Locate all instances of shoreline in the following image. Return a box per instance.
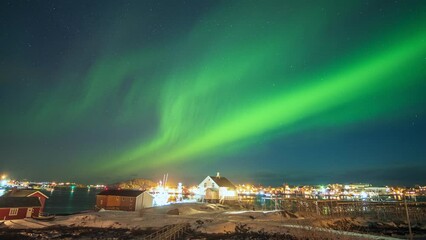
[1,203,425,239]
[54,210,97,216]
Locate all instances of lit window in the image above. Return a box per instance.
[9,208,18,216]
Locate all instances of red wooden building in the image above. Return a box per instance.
[0,197,41,220]
[96,189,154,211]
[3,189,49,212]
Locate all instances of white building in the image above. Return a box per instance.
[198,172,237,202]
[365,186,390,195]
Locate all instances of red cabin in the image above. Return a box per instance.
[0,197,41,220]
[3,189,49,212]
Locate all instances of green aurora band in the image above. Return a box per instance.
[101,5,425,173]
[106,27,425,173]
[3,2,424,178]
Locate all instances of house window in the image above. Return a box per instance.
[204,183,207,187]
[9,208,19,216]
[211,183,214,188]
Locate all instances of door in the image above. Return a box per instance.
[26,208,33,218]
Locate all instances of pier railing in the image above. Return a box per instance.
[241,196,426,224]
[142,223,190,240]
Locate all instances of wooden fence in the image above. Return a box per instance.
[278,198,426,224]
[142,223,190,240]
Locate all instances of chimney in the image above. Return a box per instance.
[216,172,220,178]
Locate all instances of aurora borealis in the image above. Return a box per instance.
[1,0,425,185]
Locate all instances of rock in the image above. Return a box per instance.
[167,208,180,215]
[284,211,298,218]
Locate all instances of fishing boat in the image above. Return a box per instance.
[32,213,56,221]
[43,186,54,192]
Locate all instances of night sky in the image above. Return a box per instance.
[1,0,425,186]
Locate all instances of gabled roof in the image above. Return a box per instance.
[97,189,145,197]
[3,189,49,199]
[209,176,236,189]
[0,197,41,208]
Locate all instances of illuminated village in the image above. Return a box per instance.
[1,172,425,207]
[1,172,426,239]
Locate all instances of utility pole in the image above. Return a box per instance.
[404,194,413,240]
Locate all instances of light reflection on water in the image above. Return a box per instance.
[43,187,102,214]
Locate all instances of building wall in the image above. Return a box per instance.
[0,207,40,220]
[29,193,47,212]
[141,192,154,208]
[106,195,121,209]
[96,195,138,211]
[205,188,219,200]
[96,195,107,209]
[134,193,153,210]
[32,207,41,217]
[96,193,153,211]
[198,176,219,197]
[135,194,143,211]
[120,196,135,211]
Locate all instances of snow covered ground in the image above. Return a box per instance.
[1,203,422,239]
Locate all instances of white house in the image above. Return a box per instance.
[198,172,237,202]
[364,186,390,195]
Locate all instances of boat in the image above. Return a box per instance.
[32,213,56,221]
[43,187,54,192]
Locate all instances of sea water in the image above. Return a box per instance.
[42,188,102,214]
